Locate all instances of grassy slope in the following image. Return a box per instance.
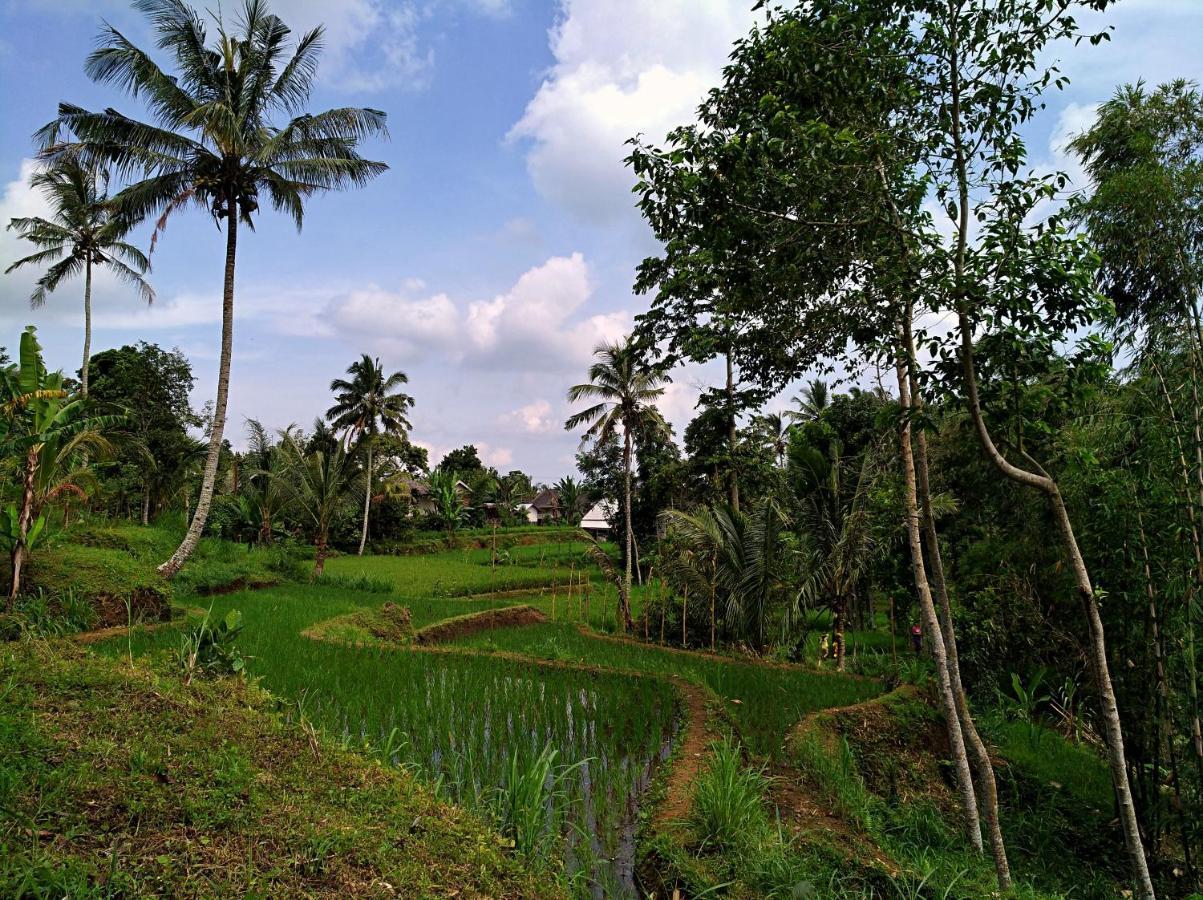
[0,641,552,899]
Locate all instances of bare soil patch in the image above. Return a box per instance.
[414,605,548,644]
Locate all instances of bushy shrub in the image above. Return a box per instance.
[177,608,247,682]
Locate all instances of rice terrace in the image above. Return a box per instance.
[1,0,1201,898]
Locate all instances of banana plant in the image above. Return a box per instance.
[1,326,122,603]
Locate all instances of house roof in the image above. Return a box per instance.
[530,488,560,510]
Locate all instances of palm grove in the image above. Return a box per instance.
[2,0,1202,897]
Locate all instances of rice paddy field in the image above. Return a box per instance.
[92,531,884,895]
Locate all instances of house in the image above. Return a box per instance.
[528,488,562,524]
[580,500,615,536]
[398,477,471,516]
[517,502,538,524]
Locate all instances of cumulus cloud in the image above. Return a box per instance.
[499,399,558,434]
[270,0,433,92]
[328,252,630,369]
[508,0,757,223]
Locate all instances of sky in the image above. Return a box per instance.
[0,0,1200,483]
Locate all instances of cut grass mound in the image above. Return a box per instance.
[0,641,553,899]
[25,543,172,628]
[414,605,547,644]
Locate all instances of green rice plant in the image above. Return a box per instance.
[689,739,770,853]
[310,571,393,594]
[492,744,586,860]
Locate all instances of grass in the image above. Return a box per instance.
[0,640,552,898]
[452,622,882,757]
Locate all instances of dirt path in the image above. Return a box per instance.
[653,678,722,826]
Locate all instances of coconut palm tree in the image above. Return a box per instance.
[273,430,359,576]
[38,0,389,579]
[243,417,287,544]
[566,337,669,631]
[785,378,830,424]
[751,411,790,467]
[327,355,413,555]
[429,468,467,545]
[5,159,153,397]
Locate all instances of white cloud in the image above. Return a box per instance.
[508,0,758,223]
[268,0,433,92]
[499,399,557,434]
[327,252,630,370]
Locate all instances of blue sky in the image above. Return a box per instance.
[1,0,1200,483]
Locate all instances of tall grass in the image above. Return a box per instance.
[690,739,769,852]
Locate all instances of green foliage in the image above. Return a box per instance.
[689,739,770,853]
[491,745,584,861]
[176,607,246,681]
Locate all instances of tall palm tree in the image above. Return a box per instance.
[785,378,830,424]
[751,411,790,467]
[38,0,389,578]
[273,430,359,576]
[566,338,669,631]
[327,355,413,555]
[243,417,287,544]
[5,159,153,397]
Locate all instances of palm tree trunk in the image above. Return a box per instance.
[141,480,150,526]
[896,346,983,853]
[906,320,1010,886]
[81,256,92,398]
[621,424,634,632]
[833,595,846,672]
[358,441,372,556]
[158,199,237,579]
[314,531,328,577]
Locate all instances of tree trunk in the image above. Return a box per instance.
[358,441,373,556]
[906,320,1010,887]
[314,532,328,577]
[8,447,39,603]
[944,17,1150,887]
[727,351,740,513]
[158,199,237,579]
[832,595,846,672]
[81,256,92,398]
[896,348,983,853]
[620,424,634,632]
[141,480,150,527]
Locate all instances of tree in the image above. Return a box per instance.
[555,476,584,526]
[5,159,153,397]
[0,327,120,601]
[661,499,792,654]
[429,468,467,544]
[242,418,286,544]
[88,342,198,522]
[566,338,670,632]
[273,430,359,576]
[1071,80,1203,778]
[39,0,388,579]
[785,379,830,425]
[327,355,413,555]
[438,445,484,476]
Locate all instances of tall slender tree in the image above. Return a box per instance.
[327,355,413,555]
[38,0,388,578]
[566,338,669,631]
[5,159,153,397]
